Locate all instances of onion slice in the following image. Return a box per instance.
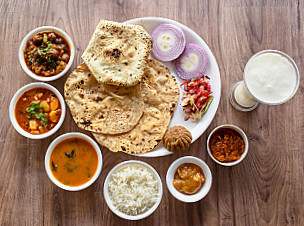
[151,23,186,62]
[173,43,209,80]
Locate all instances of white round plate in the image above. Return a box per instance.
[125,17,221,157]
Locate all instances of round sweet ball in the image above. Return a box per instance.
[163,126,192,152]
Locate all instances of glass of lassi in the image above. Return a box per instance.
[230,50,300,111]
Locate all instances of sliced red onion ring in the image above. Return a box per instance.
[173,43,209,80]
[151,23,186,62]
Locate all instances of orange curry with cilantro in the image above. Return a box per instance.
[15,88,61,134]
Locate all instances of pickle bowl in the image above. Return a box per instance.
[207,124,249,167]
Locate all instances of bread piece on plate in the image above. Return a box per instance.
[82,20,152,87]
[64,63,144,134]
[93,59,179,154]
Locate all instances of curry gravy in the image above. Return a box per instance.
[50,137,98,186]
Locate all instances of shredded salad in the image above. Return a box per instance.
[181,75,213,121]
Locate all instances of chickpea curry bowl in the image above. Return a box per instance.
[9,82,66,139]
[19,26,75,82]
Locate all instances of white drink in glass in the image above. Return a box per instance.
[230,50,300,111]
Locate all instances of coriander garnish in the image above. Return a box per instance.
[26,102,49,123]
[37,44,52,55]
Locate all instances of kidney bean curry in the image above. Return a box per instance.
[15,88,61,134]
[24,32,70,77]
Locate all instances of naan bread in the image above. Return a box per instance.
[93,59,179,154]
[82,20,153,87]
[64,63,144,134]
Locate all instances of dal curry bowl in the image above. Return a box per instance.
[45,132,102,191]
[19,26,75,82]
[9,82,66,139]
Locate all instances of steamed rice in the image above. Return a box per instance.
[108,164,159,216]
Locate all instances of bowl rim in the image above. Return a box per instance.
[9,82,66,139]
[103,160,163,220]
[207,124,249,166]
[44,132,103,191]
[166,156,212,203]
[19,26,75,82]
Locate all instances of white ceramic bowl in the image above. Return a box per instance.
[45,132,103,191]
[166,156,212,202]
[104,160,163,220]
[19,26,75,81]
[9,82,66,139]
[207,124,249,166]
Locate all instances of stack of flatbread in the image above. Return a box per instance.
[64,20,179,154]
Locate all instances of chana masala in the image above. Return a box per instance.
[24,31,70,77]
[15,88,61,134]
[209,128,245,163]
[50,137,98,186]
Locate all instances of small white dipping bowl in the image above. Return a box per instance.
[45,132,102,191]
[9,82,66,139]
[19,26,75,82]
[104,160,163,220]
[207,124,249,166]
[166,156,212,203]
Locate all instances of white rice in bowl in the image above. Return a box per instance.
[108,164,159,216]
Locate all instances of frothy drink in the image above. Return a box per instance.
[244,52,298,104]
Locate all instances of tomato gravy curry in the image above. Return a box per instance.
[15,88,61,134]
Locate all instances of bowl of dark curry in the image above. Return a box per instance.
[9,82,66,139]
[207,124,249,166]
[19,26,75,81]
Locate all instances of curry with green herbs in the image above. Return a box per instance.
[24,31,70,76]
[50,137,98,186]
[15,88,61,134]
